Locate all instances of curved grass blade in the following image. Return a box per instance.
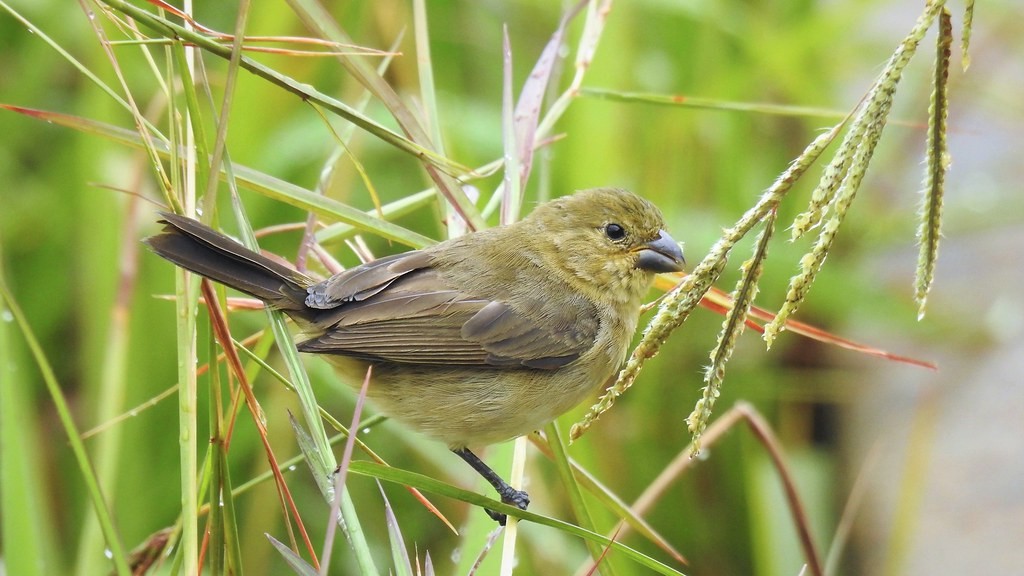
[96,0,468,178]
[347,461,688,576]
[268,533,320,576]
[290,416,377,575]
[546,423,618,575]
[0,277,132,575]
[380,481,415,576]
[527,434,687,565]
[535,0,611,143]
[0,268,58,575]
[201,281,323,569]
[0,0,165,142]
[581,88,848,119]
[282,0,484,231]
[315,189,438,246]
[0,105,436,249]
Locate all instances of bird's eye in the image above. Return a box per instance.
[604,223,626,240]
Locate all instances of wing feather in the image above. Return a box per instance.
[297,251,598,369]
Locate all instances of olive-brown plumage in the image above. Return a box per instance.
[146,188,683,523]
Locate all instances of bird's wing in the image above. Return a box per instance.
[297,253,597,369]
[305,251,431,308]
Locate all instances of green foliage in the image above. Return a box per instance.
[0,1,1009,575]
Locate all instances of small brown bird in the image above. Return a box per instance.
[146,188,683,523]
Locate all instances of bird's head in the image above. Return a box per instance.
[524,188,684,305]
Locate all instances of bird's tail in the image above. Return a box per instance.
[144,212,314,320]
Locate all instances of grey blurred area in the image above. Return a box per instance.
[850,227,1024,575]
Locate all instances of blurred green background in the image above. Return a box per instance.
[2,1,1022,575]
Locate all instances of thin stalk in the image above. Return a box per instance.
[97,0,467,177]
[545,423,616,575]
[0,277,132,576]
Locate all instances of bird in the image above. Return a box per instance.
[145,187,684,524]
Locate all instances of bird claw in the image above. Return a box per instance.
[500,486,531,510]
[485,508,508,525]
[486,485,530,525]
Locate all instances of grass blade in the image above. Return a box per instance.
[0,266,57,575]
[581,87,849,119]
[546,423,617,575]
[500,26,520,226]
[282,0,485,231]
[528,434,688,566]
[348,461,687,576]
[0,274,132,575]
[97,0,468,177]
[0,105,437,249]
[0,0,166,140]
[73,201,141,575]
[268,533,320,576]
[381,481,415,576]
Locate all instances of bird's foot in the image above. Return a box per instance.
[452,447,530,525]
[485,485,530,526]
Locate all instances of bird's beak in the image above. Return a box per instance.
[636,230,685,273]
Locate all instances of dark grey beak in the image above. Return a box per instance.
[637,230,685,273]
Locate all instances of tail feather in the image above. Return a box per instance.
[145,212,314,319]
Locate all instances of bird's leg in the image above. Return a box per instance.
[452,447,530,525]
